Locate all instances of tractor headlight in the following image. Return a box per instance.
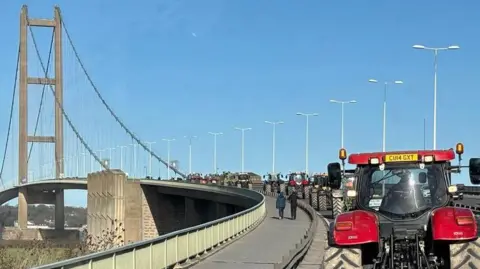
[347,190,357,197]
[370,158,379,164]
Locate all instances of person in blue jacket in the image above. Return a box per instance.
[276,191,286,219]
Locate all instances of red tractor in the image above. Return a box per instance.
[186,173,206,184]
[323,143,480,269]
[286,172,311,199]
[204,174,220,185]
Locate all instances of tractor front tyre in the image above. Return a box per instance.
[318,194,328,211]
[449,238,480,269]
[323,244,362,269]
[332,197,344,219]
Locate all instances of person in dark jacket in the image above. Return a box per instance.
[276,191,286,219]
[287,190,298,220]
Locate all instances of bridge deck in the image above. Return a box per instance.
[189,196,310,269]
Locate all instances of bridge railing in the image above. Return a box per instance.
[32,185,266,269]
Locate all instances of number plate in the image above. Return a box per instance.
[384,153,418,162]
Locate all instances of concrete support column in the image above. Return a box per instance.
[18,187,28,229]
[185,197,200,228]
[87,170,143,246]
[54,189,65,230]
[216,202,228,219]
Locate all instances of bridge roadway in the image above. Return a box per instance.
[187,196,311,269]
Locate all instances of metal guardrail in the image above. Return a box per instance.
[32,185,267,269]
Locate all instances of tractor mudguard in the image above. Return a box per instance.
[431,206,478,241]
[331,189,343,198]
[333,210,379,246]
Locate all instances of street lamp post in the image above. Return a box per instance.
[144,141,156,176]
[129,143,137,177]
[412,44,460,150]
[208,132,223,174]
[184,136,197,175]
[118,145,128,171]
[296,113,319,174]
[234,127,252,173]
[329,100,357,148]
[368,79,404,152]
[162,138,175,180]
[265,121,284,174]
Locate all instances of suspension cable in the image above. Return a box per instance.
[59,13,186,178]
[0,43,20,189]
[27,29,54,163]
[27,20,109,171]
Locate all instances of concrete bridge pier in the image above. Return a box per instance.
[17,187,28,229]
[54,189,64,230]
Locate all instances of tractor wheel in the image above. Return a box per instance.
[287,186,294,195]
[318,194,328,211]
[332,197,344,219]
[311,190,319,210]
[449,238,480,269]
[279,183,286,193]
[304,186,311,201]
[323,244,362,269]
[326,194,332,209]
[265,184,272,193]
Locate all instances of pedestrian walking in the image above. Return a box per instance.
[287,190,298,220]
[276,191,286,219]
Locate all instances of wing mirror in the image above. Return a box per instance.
[469,158,480,184]
[419,172,427,184]
[327,162,342,189]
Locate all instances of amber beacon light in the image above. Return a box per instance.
[339,148,347,160]
[455,142,464,155]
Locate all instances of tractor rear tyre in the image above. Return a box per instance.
[304,186,311,201]
[318,194,328,211]
[265,184,272,193]
[323,243,362,269]
[332,197,344,219]
[310,190,318,210]
[449,238,480,269]
[287,186,294,195]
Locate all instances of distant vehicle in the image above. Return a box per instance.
[186,173,204,184]
[263,173,285,193]
[286,172,310,199]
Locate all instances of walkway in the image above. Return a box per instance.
[189,196,310,269]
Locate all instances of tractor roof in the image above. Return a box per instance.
[348,149,455,165]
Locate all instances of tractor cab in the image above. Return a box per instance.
[263,173,283,182]
[323,143,480,269]
[311,173,328,188]
[237,173,250,182]
[288,172,309,186]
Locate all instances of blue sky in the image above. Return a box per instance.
[0,0,479,207]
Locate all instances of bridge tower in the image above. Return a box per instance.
[18,6,65,229]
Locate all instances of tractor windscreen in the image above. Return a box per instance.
[358,163,448,219]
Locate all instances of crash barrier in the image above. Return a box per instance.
[32,185,266,269]
[260,191,318,269]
